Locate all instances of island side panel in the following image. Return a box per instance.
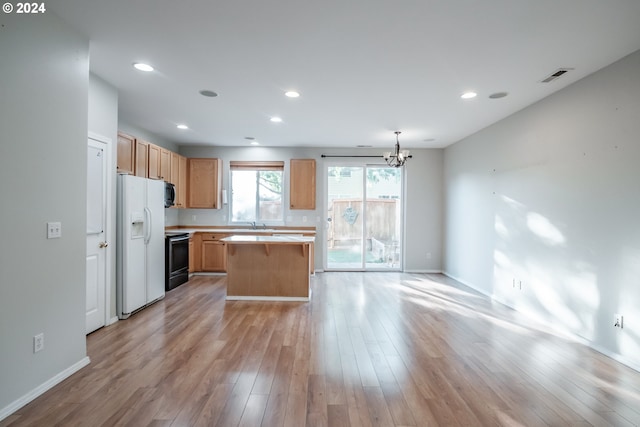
[226,243,310,298]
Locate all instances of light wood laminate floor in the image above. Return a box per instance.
[3,272,640,426]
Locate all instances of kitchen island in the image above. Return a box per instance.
[221,235,314,301]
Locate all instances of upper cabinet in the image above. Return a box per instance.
[116,132,135,174]
[188,158,222,209]
[147,144,171,181]
[148,143,160,179]
[170,152,188,208]
[159,147,171,181]
[290,159,316,210]
[118,130,193,208]
[177,155,187,208]
[134,139,149,178]
[123,135,171,182]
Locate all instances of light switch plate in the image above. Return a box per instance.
[47,222,62,239]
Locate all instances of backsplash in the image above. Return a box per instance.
[164,208,180,227]
[176,208,322,228]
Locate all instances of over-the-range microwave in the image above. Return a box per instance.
[164,182,175,208]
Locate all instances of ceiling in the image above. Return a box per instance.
[50,0,640,149]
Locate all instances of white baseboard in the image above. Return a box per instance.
[0,356,91,422]
[405,269,443,274]
[107,316,119,326]
[226,294,310,302]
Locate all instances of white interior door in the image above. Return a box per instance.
[86,137,108,333]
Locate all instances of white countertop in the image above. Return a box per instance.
[221,235,315,243]
[165,228,315,237]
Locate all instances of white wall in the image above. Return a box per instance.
[88,73,119,321]
[0,11,90,416]
[444,49,640,370]
[179,145,443,272]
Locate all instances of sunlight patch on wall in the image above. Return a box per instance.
[564,264,599,338]
[493,250,511,268]
[526,212,566,246]
[526,265,598,336]
[495,215,509,239]
[493,249,516,305]
[500,195,526,211]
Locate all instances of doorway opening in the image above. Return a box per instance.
[325,164,403,271]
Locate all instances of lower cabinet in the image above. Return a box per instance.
[199,233,229,272]
[190,231,314,273]
[188,237,194,273]
[202,241,227,272]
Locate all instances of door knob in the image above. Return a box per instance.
[99,242,108,248]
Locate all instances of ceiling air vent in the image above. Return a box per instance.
[541,68,574,83]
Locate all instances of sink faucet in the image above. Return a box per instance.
[249,221,257,229]
[262,223,267,229]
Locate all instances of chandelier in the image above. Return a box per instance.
[383,131,410,167]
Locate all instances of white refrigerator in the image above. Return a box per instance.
[116,174,165,319]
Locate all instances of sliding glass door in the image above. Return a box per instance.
[326,164,403,271]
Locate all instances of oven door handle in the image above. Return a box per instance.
[169,234,190,243]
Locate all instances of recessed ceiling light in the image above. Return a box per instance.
[176,124,188,130]
[423,138,436,142]
[285,91,300,98]
[270,117,282,123]
[133,63,154,72]
[199,90,218,97]
[250,141,260,146]
[356,145,372,148]
[461,91,477,99]
[489,92,509,99]
[244,137,255,140]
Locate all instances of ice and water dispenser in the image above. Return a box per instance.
[130,212,144,239]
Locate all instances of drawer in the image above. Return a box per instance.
[199,232,229,241]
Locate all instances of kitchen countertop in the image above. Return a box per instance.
[221,235,315,243]
[165,228,315,237]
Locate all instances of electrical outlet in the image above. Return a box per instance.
[34,333,44,353]
[519,280,522,290]
[614,314,624,329]
[47,222,62,239]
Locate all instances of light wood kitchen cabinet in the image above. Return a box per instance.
[200,233,228,272]
[191,233,202,272]
[177,155,187,208]
[188,158,222,209]
[170,151,179,185]
[148,143,160,179]
[136,140,171,182]
[290,159,316,210]
[117,132,135,174]
[146,143,171,181]
[122,130,177,182]
[169,152,188,208]
[159,148,171,181]
[188,237,195,273]
[135,139,149,177]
